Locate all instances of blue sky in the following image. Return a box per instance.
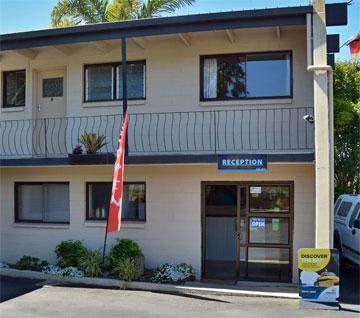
[0,0,359,61]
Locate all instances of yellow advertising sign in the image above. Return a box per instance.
[298,248,331,272]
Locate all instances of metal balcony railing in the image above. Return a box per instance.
[0,107,314,159]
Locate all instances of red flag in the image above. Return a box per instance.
[107,112,129,233]
[349,39,360,63]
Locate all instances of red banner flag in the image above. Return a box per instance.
[107,112,129,233]
[350,39,360,63]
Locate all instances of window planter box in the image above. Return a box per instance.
[68,153,115,165]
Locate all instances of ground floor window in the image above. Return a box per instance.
[86,182,146,221]
[15,182,70,224]
[203,182,292,282]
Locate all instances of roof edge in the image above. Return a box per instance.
[0,6,312,51]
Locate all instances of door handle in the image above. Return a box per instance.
[37,104,41,112]
[352,229,356,235]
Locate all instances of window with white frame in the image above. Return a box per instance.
[84,61,146,102]
[15,183,70,223]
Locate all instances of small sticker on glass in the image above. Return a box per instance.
[250,186,262,194]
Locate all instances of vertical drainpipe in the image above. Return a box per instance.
[307,1,334,248]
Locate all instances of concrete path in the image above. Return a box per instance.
[0,284,359,318]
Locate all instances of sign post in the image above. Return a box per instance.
[298,248,340,308]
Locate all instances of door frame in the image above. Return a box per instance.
[33,67,67,120]
[201,180,294,282]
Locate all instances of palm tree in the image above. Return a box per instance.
[51,0,195,27]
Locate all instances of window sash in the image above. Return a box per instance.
[16,183,70,224]
[337,201,353,217]
[3,70,26,107]
[249,217,289,244]
[86,182,146,221]
[85,65,114,102]
[249,185,290,214]
[116,63,146,100]
[201,51,292,101]
[349,203,360,228]
[84,61,146,102]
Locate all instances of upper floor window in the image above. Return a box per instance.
[84,61,145,102]
[2,70,26,107]
[200,51,292,101]
[15,182,70,224]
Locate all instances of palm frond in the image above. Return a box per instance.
[51,0,81,27]
[139,0,195,18]
[51,18,79,28]
[107,0,141,21]
[51,0,195,27]
[51,0,110,27]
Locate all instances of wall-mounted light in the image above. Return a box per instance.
[303,114,314,124]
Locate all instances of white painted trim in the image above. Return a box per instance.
[82,99,145,108]
[1,106,26,113]
[200,99,293,107]
[84,221,145,229]
[12,223,69,230]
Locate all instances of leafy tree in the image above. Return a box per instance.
[333,61,360,198]
[51,0,195,27]
[217,57,246,98]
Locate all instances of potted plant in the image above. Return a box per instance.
[68,133,114,164]
[72,144,83,155]
[79,132,106,155]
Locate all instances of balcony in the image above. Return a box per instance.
[0,107,314,165]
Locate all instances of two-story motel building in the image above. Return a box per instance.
[0,1,347,283]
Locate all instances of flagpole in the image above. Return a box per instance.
[102,36,128,265]
[102,214,109,264]
[122,36,128,156]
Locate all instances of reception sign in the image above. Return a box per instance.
[298,248,340,304]
[218,155,267,171]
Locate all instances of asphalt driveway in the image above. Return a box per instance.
[0,276,44,303]
[339,259,360,305]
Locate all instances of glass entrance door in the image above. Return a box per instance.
[203,183,292,282]
[204,185,238,280]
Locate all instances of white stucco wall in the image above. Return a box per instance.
[0,163,315,282]
[0,26,313,122]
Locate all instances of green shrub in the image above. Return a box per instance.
[114,257,141,282]
[15,256,48,271]
[109,239,142,268]
[78,249,103,277]
[55,240,86,268]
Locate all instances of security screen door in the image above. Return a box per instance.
[203,183,292,282]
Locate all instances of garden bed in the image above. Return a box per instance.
[0,239,195,286]
[0,267,192,294]
[0,267,300,299]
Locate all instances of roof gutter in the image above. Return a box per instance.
[0,6,312,51]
